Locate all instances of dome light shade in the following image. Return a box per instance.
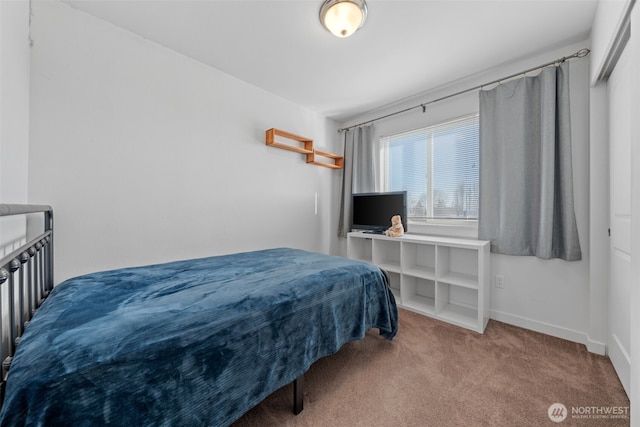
[320,0,368,38]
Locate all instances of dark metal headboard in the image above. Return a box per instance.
[0,204,54,403]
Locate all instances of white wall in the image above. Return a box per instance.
[0,0,31,251]
[339,41,595,350]
[28,1,341,283]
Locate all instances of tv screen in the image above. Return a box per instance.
[352,191,407,233]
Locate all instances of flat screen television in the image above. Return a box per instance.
[352,191,407,234]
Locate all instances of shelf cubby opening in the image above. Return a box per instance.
[402,242,436,280]
[373,239,402,273]
[402,276,436,315]
[347,237,373,263]
[436,283,479,330]
[436,246,479,289]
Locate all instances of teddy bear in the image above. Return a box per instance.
[385,215,404,237]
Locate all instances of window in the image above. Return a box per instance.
[380,114,479,222]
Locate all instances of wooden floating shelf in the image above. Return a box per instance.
[306,150,344,169]
[266,128,313,154]
[265,128,343,169]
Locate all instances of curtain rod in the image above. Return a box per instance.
[338,48,590,133]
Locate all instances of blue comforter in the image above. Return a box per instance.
[0,248,397,426]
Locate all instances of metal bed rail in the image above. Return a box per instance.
[0,204,54,403]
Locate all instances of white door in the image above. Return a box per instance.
[608,43,631,396]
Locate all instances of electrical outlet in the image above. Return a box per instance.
[495,275,505,289]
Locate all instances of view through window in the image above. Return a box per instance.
[380,114,479,221]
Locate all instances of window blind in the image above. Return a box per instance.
[381,114,479,220]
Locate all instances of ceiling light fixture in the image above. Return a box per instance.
[319,0,368,38]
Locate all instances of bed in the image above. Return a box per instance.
[0,204,398,426]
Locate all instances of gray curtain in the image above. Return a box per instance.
[478,62,581,261]
[338,125,374,238]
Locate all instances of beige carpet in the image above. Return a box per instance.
[232,309,629,427]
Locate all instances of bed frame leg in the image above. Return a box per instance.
[293,374,303,415]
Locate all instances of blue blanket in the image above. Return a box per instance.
[0,248,397,426]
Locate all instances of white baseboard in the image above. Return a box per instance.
[608,333,631,395]
[585,336,607,356]
[490,309,606,355]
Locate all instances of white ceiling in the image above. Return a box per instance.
[61,0,598,123]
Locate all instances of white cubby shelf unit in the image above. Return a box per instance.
[347,232,491,333]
